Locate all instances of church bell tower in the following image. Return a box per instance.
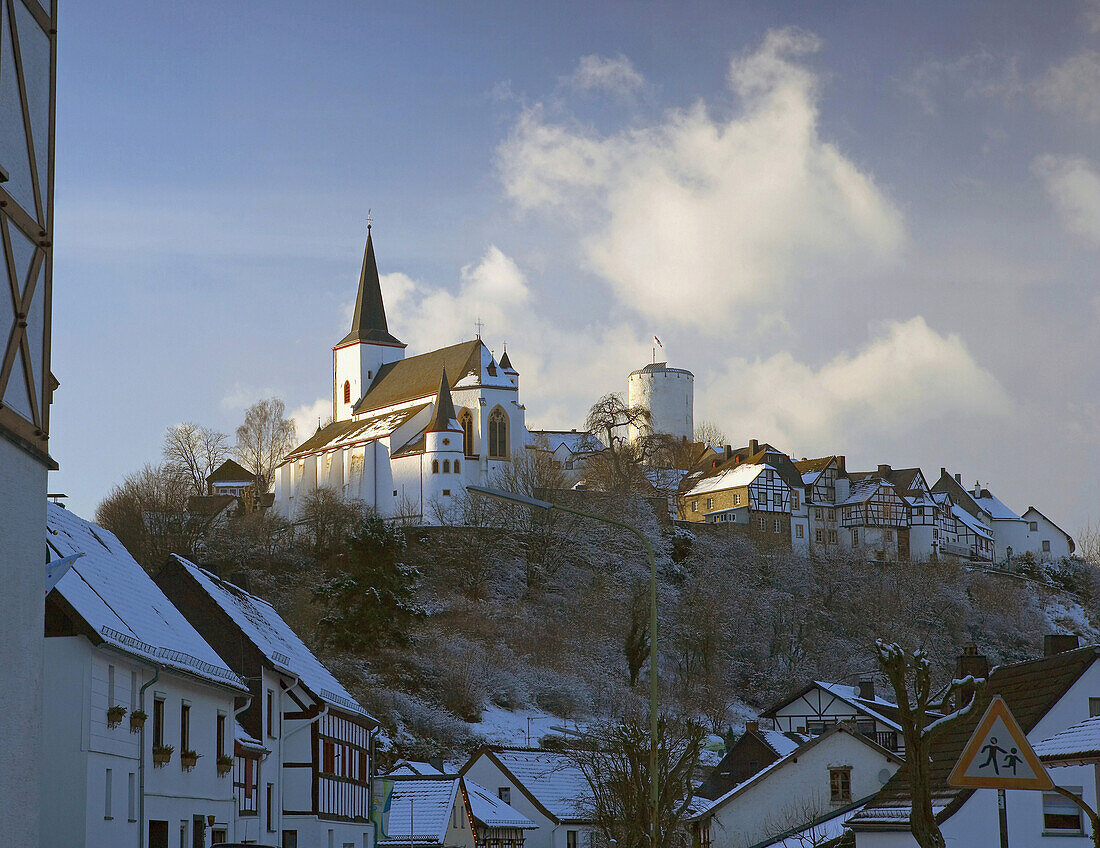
[333,225,407,422]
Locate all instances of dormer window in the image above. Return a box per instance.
[343,381,351,404]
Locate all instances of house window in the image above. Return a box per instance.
[733,493,740,505]
[343,381,351,404]
[108,664,116,707]
[815,529,823,543]
[774,519,781,533]
[759,517,767,530]
[454,460,460,473]
[1044,788,1084,834]
[691,501,698,512]
[829,768,852,803]
[153,698,165,747]
[104,768,113,819]
[459,409,476,457]
[792,491,799,509]
[567,832,578,848]
[829,530,837,543]
[1043,540,1051,553]
[443,489,451,496]
[283,832,298,848]
[852,529,859,546]
[488,408,509,458]
[1089,697,1100,718]
[217,714,226,758]
[131,670,139,710]
[432,459,439,474]
[267,784,275,831]
[773,492,782,507]
[443,459,450,473]
[706,497,713,510]
[180,703,190,753]
[267,689,276,738]
[323,741,335,774]
[565,460,574,470]
[1030,521,1038,532]
[498,788,511,804]
[795,524,804,539]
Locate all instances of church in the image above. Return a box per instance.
[272,229,529,522]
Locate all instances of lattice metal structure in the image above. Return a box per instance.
[1,0,56,468]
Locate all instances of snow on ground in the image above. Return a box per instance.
[1044,598,1099,643]
[471,705,584,747]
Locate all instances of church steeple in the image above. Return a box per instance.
[425,367,460,433]
[338,227,404,347]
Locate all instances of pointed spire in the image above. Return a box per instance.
[338,227,404,347]
[499,342,515,372]
[425,367,460,432]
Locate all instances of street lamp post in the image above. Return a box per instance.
[467,485,660,847]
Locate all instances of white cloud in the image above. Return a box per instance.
[220,383,283,411]
[289,396,332,441]
[1033,154,1100,245]
[567,54,644,96]
[701,316,1009,451]
[498,28,906,328]
[1035,50,1100,123]
[902,49,1023,116]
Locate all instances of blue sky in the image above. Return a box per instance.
[50,1,1100,538]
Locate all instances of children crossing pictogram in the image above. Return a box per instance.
[948,695,1053,790]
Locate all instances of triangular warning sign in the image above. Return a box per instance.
[948,695,1053,790]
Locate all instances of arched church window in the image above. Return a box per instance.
[454,460,460,473]
[343,381,351,404]
[459,408,475,457]
[432,459,439,474]
[442,459,450,473]
[488,408,509,459]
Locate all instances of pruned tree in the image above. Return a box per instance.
[234,398,297,494]
[163,422,229,496]
[566,713,704,848]
[874,640,985,848]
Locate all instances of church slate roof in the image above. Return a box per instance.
[424,368,460,433]
[352,339,487,416]
[499,347,515,372]
[284,404,428,461]
[337,230,405,348]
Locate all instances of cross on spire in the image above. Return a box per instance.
[366,208,372,231]
[475,317,485,339]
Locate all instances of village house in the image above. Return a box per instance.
[461,747,596,848]
[207,458,259,498]
[796,456,849,558]
[696,723,812,801]
[761,680,908,754]
[42,503,249,848]
[156,555,378,848]
[527,429,603,485]
[837,476,910,562]
[850,636,1100,847]
[1023,507,1077,561]
[690,723,902,848]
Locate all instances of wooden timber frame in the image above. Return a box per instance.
[0,0,56,469]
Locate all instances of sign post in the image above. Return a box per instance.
[948,696,1054,848]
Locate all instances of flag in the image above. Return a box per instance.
[654,336,663,347]
[371,778,393,837]
[45,552,84,595]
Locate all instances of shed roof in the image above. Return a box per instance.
[207,459,256,485]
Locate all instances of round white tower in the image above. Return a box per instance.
[627,361,694,444]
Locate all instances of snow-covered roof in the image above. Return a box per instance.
[755,801,868,848]
[235,720,267,753]
[390,760,447,776]
[487,749,592,822]
[376,776,459,845]
[170,555,372,719]
[284,404,428,462]
[683,463,765,497]
[758,729,806,757]
[45,504,247,692]
[839,478,888,506]
[464,779,538,829]
[801,471,820,485]
[974,490,1022,522]
[814,682,902,731]
[1035,716,1100,764]
[952,505,994,541]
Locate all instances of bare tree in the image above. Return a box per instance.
[584,393,656,492]
[297,487,365,556]
[1078,522,1100,566]
[95,463,197,571]
[163,422,229,496]
[566,713,703,848]
[234,398,297,493]
[693,421,727,448]
[875,641,984,848]
[760,793,842,848]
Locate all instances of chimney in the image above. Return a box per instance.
[955,643,989,710]
[1044,634,1080,657]
[954,473,962,483]
[940,466,947,479]
[429,756,445,772]
[796,726,807,735]
[836,456,846,474]
[745,721,759,734]
[724,444,733,459]
[858,678,875,701]
[878,464,891,478]
[748,439,760,455]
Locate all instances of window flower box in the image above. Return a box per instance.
[216,755,233,777]
[129,710,147,733]
[181,749,200,771]
[107,705,127,728]
[152,745,174,767]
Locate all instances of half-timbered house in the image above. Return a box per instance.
[795,456,850,557]
[42,504,248,848]
[838,478,909,560]
[156,555,378,848]
[761,681,908,754]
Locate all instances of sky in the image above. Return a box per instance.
[50,1,1100,539]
